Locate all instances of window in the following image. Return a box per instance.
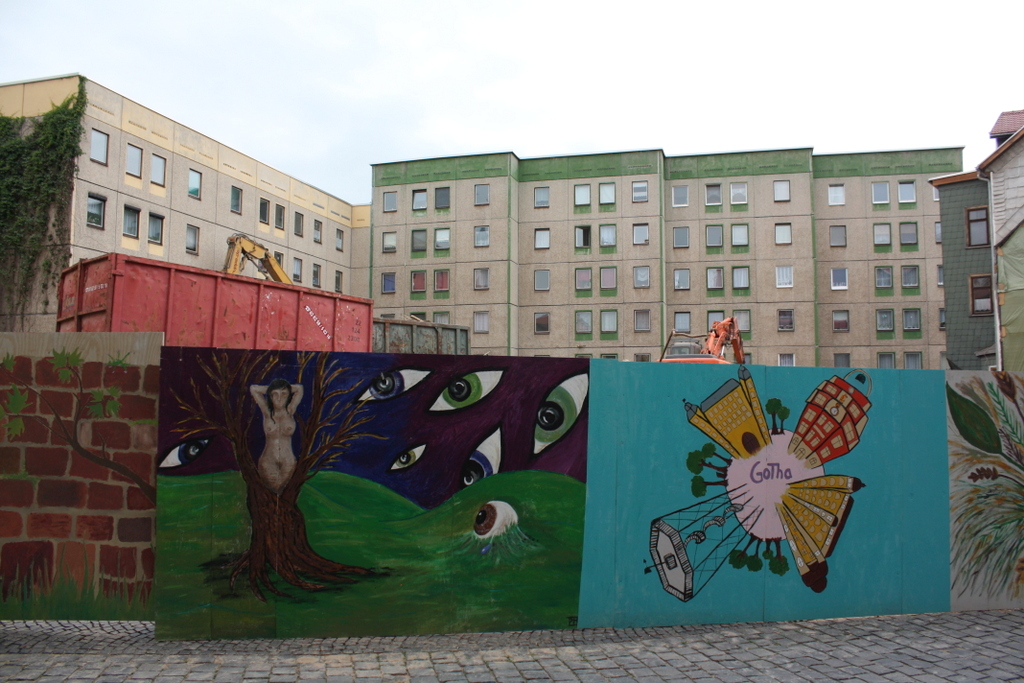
[411,229,427,252]
[732,224,749,246]
[634,266,650,288]
[600,310,618,333]
[707,311,725,328]
[828,184,845,205]
[673,226,689,248]
[334,227,342,250]
[600,267,617,290]
[90,129,108,164]
[901,266,919,288]
[435,186,450,209]
[433,312,449,324]
[834,353,851,368]
[673,269,690,290]
[832,310,849,332]
[473,311,489,333]
[871,182,889,204]
[672,186,689,207]
[474,268,489,290]
[381,272,396,294]
[410,271,426,293]
[534,186,549,208]
[905,352,922,369]
[902,309,921,330]
[937,264,944,286]
[774,223,791,245]
[898,181,916,203]
[599,224,616,247]
[148,214,163,244]
[706,225,723,247]
[734,310,751,332]
[151,154,166,186]
[971,275,993,314]
[877,353,895,369]
[275,204,285,229]
[876,309,894,331]
[534,269,550,291]
[86,195,105,228]
[382,232,397,253]
[935,222,942,243]
[830,225,846,247]
[412,189,427,210]
[774,180,791,202]
[939,308,946,330]
[599,183,615,205]
[706,184,722,205]
[778,354,795,367]
[188,170,202,199]
[434,228,450,250]
[575,225,591,248]
[535,228,550,249]
[574,184,591,206]
[635,354,652,362]
[732,266,750,289]
[292,258,303,283]
[474,184,489,205]
[874,223,891,245]
[633,223,649,245]
[730,182,748,204]
[123,206,140,238]
[126,144,142,177]
[635,309,651,331]
[534,313,550,334]
[435,270,450,292]
[274,251,284,267]
[334,271,343,293]
[632,181,648,203]
[875,266,893,288]
[474,225,489,247]
[383,191,397,212]
[933,186,941,201]
[230,186,242,214]
[968,207,990,246]
[707,267,724,290]
[294,212,304,236]
[185,225,199,254]
[778,310,794,331]
[257,200,269,225]
[831,268,848,290]
[576,268,592,290]
[776,265,793,288]
[576,311,592,334]
[312,264,321,288]
[674,312,691,333]
[900,222,918,245]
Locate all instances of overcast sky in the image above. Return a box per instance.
[2,0,1021,205]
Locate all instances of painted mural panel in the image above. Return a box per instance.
[579,361,950,628]
[155,348,588,639]
[947,370,1024,610]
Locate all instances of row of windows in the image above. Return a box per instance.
[381,268,491,293]
[383,185,485,212]
[90,129,168,187]
[827,181,938,206]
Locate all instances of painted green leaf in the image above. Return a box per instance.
[106,398,120,418]
[947,384,1001,454]
[7,416,24,437]
[86,402,106,419]
[1,353,14,372]
[5,386,28,414]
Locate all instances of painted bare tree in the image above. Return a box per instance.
[170,349,378,601]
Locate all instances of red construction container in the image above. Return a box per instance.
[57,253,373,352]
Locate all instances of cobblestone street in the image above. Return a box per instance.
[2,610,1022,682]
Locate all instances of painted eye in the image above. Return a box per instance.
[429,370,503,411]
[390,444,425,471]
[159,437,210,469]
[359,369,429,401]
[473,501,518,539]
[534,373,588,454]
[460,429,501,488]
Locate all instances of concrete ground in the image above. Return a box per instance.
[1,610,1022,682]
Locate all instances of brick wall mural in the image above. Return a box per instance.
[0,333,162,619]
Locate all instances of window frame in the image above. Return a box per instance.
[576,310,593,334]
[599,224,616,247]
[706,224,723,247]
[313,220,323,244]
[311,263,321,289]
[86,194,106,229]
[828,184,845,206]
[634,309,652,332]
[876,309,894,331]
[875,266,893,289]
[473,311,489,334]
[334,270,343,294]
[274,204,285,230]
[90,129,109,164]
[901,265,919,288]
[599,182,616,205]
[126,143,143,178]
[633,223,649,245]
[411,229,427,253]
[774,223,792,245]
[899,222,918,245]
[672,185,689,207]
[732,266,750,289]
[599,266,617,290]
[185,224,199,255]
[970,274,993,315]
[777,309,795,331]
[904,352,923,369]
[937,264,944,287]
[188,169,202,199]
[773,180,791,202]
[411,189,427,210]
[575,225,591,248]
[776,265,793,288]
[730,182,748,204]
[705,184,722,206]
[435,186,451,209]
[778,353,795,367]
[434,227,450,250]
[574,184,591,206]
[292,257,303,283]
[732,224,749,247]
[381,272,396,294]
[381,231,397,253]
[600,309,618,334]
[871,181,889,204]
[673,226,689,248]
[534,312,551,335]
[473,267,489,290]
[575,268,592,291]
[832,309,849,332]
[897,181,916,204]
[474,184,490,206]
[673,268,690,291]
[259,198,270,224]
[534,228,550,249]
[294,212,304,237]
[147,213,164,245]
[902,308,921,331]
[382,191,398,212]
[334,227,343,251]
[410,270,427,293]
[707,267,725,290]
[673,312,691,333]
[830,225,847,247]
[831,268,849,290]
[534,186,549,208]
[474,225,490,247]
[633,265,650,289]
[122,206,140,239]
[877,352,895,369]
[230,186,242,214]
[534,269,550,291]
[874,223,891,245]
[434,269,450,292]
[632,181,648,203]
[150,154,166,186]
[967,207,990,247]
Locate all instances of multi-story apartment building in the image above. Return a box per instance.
[360,148,960,367]
[0,75,367,331]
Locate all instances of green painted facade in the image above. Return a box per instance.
[813,149,962,179]
[665,148,812,180]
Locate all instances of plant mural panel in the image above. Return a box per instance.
[155,348,589,639]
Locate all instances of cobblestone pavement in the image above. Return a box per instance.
[2,610,1022,682]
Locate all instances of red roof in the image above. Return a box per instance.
[990,110,1024,138]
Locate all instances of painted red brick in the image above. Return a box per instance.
[9,416,50,444]
[82,362,103,389]
[8,355,33,383]
[0,479,34,507]
[126,486,155,510]
[143,365,160,395]
[90,421,132,450]
[103,366,140,392]
[38,389,75,418]
[87,482,123,510]
[0,446,20,474]
[112,452,154,486]
[27,513,72,538]
[69,452,109,481]
[1,540,53,598]
[141,547,154,578]
[34,358,69,387]
[37,479,87,508]
[24,447,69,476]
[117,394,157,421]
[99,544,136,578]
[0,510,23,537]
[75,514,114,541]
[131,423,157,451]
[117,517,151,543]
[56,541,93,587]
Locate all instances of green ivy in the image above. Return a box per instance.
[0,76,86,329]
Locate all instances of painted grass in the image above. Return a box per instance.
[0,563,152,621]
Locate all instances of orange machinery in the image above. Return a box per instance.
[659,317,745,364]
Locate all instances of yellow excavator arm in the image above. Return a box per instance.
[223,234,293,284]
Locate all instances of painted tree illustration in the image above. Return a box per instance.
[777,405,791,433]
[765,398,781,434]
[170,350,378,601]
[0,350,155,503]
[728,538,789,576]
[686,442,730,497]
